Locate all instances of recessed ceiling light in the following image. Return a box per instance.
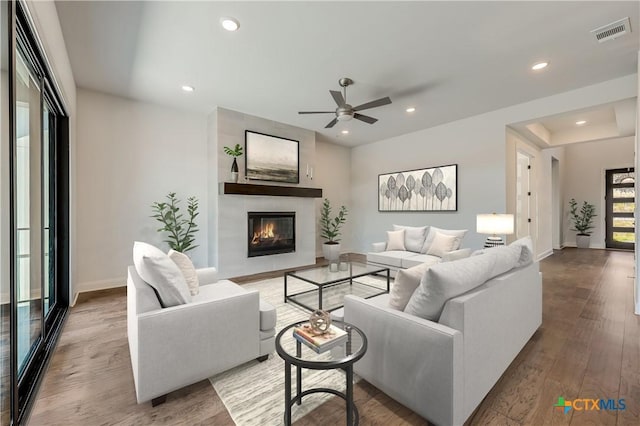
[531,62,548,71]
[406,107,416,113]
[221,17,240,32]
[341,130,349,134]
[576,120,587,125]
[181,85,195,92]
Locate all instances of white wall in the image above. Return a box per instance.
[563,137,635,248]
[76,89,208,292]
[314,138,352,256]
[350,75,637,253]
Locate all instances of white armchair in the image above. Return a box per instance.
[127,265,276,405]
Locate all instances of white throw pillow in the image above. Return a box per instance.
[421,227,467,253]
[441,248,472,262]
[133,242,192,307]
[168,249,200,296]
[404,246,520,321]
[386,229,406,251]
[509,236,534,267]
[426,232,458,257]
[388,262,432,311]
[393,225,428,253]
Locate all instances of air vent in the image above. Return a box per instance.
[591,17,631,43]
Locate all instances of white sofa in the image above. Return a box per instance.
[342,260,542,425]
[127,265,276,405]
[367,225,469,276]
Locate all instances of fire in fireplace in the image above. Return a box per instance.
[247,212,295,257]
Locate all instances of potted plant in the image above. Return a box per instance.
[568,198,596,249]
[223,143,244,183]
[151,192,199,253]
[320,198,348,261]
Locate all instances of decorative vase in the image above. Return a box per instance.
[231,158,239,183]
[322,242,341,262]
[576,234,590,249]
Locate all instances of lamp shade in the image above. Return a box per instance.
[476,213,514,235]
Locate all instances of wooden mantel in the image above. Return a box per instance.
[222,182,323,198]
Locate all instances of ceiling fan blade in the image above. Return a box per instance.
[353,96,392,111]
[354,113,378,124]
[298,111,335,114]
[330,90,345,106]
[325,118,339,128]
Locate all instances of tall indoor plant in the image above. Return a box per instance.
[320,198,348,261]
[568,198,596,249]
[223,143,243,183]
[151,192,199,253]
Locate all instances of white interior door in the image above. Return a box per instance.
[516,151,531,239]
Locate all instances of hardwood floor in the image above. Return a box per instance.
[27,249,638,425]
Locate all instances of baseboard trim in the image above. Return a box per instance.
[78,278,126,293]
[562,242,606,250]
[538,249,554,260]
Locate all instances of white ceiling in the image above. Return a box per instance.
[55,1,640,147]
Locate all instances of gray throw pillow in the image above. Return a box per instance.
[393,225,428,253]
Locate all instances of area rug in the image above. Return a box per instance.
[209,274,388,425]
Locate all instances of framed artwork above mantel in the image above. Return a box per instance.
[245,130,300,184]
[378,164,458,212]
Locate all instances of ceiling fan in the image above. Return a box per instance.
[298,77,392,128]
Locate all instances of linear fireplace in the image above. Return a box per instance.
[248,212,296,257]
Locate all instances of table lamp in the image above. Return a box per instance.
[477,213,514,248]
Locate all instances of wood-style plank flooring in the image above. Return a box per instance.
[27,249,638,425]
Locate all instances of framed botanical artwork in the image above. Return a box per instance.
[245,130,299,184]
[378,164,457,212]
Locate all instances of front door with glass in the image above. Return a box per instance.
[605,168,635,250]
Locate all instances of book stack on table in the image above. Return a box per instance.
[293,323,348,354]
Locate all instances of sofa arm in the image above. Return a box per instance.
[196,267,218,284]
[371,242,386,253]
[132,290,259,403]
[442,248,472,262]
[343,295,463,426]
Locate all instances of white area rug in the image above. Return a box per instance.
[209,275,387,426]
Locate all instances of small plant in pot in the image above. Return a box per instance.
[151,192,199,253]
[223,143,243,183]
[320,198,348,261]
[568,198,596,249]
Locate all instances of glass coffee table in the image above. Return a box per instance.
[284,262,390,312]
[276,321,367,425]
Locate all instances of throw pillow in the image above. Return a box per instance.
[393,225,428,253]
[386,229,406,251]
[133,241,192,307]
[404,246,520,321]
[168,249,200,296]
[421,227,467,253]
[426,232,458,257]
[509,236,534,267]
[388,262,432,311]
[441,248,472,262]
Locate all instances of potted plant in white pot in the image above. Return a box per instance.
[569,198,596,249]
[223,143,243,183]
[320,198,348,261]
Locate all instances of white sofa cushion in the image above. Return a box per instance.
[400,253,441,269]
[421,227,467,254]
[426,232,458,257]
[368,250,417,268]
[386,229,406,251]
[404,246,521,321]
[133,242,192,307]
[393,225,428,253]
[441,248,472,262]
[168,249,200,296]
[389,262,432,311]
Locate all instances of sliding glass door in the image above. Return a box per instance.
[1,1,69,423]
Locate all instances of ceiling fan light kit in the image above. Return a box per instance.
[299,77,392,128]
